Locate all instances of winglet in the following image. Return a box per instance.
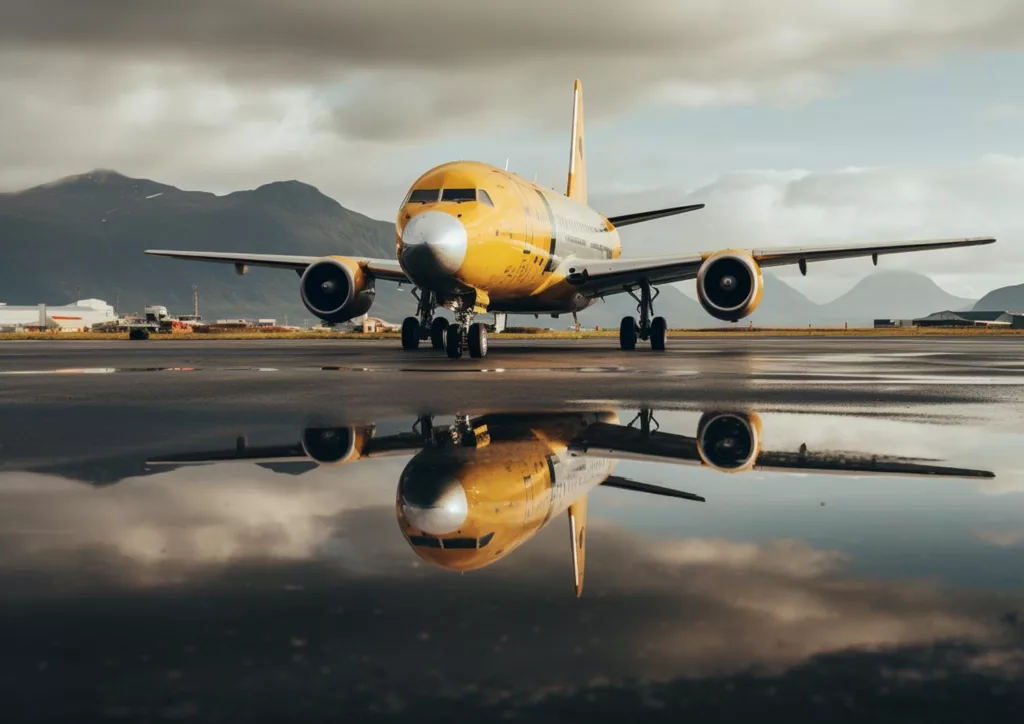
[566,79,587,203]
[568,496,588,597]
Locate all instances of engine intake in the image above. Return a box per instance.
[696,252,763,321]
[299,256,375,323]
[696,411,762,473]
[301,426,361,465]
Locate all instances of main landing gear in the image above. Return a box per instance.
[401,290,488,359]
[444,309,488,360]
[620,280,667,352]
[401,289,449,351]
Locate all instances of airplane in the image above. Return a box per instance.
[148,407,993,597]
[145,80,996,359]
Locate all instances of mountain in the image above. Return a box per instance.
[973,284,1024,313]
[818,271,975,324]
[0,170,411,323]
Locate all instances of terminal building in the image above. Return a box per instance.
[875,310,1024,329]
[0,299,116,332]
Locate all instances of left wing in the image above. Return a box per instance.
[144,249,410,283]
[565,236,995,297]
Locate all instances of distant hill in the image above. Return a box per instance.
[973,283,1024,313]
[818,271,975,323]
[0,170,410,323]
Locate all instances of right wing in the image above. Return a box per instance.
[566,236,995,298]
[144,249,410,283]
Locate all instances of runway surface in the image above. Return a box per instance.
[3,337,1024,722]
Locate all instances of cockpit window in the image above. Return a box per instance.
[441,188,476,203]
[478,189,495,207]
[408,188,440,204]
[408,533,496,549]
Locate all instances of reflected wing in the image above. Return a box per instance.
[568,421,702,466]
[144,250,410,283]
[757,449,995,479]
[148,431,427,467]
[148,441,307,466]
[565,237,995,297]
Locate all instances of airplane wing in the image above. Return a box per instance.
[606,204,705,228]
[144,250,410,283]
[565,236,995,297]
[570,420,994,479]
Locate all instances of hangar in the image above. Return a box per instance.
[0,299,116,332]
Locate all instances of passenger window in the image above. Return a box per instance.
[441,188,476,203]
[478,189,495,207]
[408,189,439,204]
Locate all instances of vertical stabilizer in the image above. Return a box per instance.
[568,496,588,597]
[565,79,587,203]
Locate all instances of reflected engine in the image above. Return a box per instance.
[299,256,376,323]
[696,252,763,321]
[301,425,373,465]
[696,411,763,473]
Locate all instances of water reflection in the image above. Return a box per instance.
[148,407,994,597]
[2,403,1022,721]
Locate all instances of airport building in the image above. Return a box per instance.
[0,299,116,332]
[875,310,1024,329]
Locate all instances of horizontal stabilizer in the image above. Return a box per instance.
[602,475,706,502]
[607,203,705,228]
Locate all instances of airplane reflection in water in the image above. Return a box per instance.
[150,409,993,597]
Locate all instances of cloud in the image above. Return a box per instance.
[975,530,1024,547]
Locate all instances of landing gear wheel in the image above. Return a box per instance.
[129,328,149,340]
[401,317,420,350]
[650,316,667,351]
[430,318,448,350]
[445,326,464,359]
[619,316,637,351]
[468,323,488,358]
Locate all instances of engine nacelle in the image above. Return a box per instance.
[696,411,763,473]
[301,425,373,465]
[696,252,763,321]
[299,256,375,323]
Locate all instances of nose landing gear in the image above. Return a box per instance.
[619,280,667,352]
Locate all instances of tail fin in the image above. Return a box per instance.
[566,79,587,203]
[568,496,588,597]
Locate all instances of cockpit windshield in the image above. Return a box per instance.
[441,188,476,203]
[407,188,440,204]
[408,533,495,549]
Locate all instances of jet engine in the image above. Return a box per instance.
[696,252,763,321]
[299,256,375,323]
[301,425,371,465]
[696,411,763,473]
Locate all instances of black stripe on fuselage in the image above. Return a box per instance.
[535,190,558,273]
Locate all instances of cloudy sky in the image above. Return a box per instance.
[3,1,1024,300]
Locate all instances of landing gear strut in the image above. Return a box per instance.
[445,307,488,359]
[619,280,667,352]
[402,289,448,351]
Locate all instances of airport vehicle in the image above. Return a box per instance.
[145,81,996,358]
[149,407,992,597]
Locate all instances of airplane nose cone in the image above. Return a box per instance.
[401,211,467,275]
[399,472,468,536]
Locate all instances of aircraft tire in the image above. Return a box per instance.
[401,317,420,350]
[446,326,464,359]
[650,317,667,351]
[468,323,488,358]
[619,316,637,351]
[430,318,448,350]
[129,328,150,341]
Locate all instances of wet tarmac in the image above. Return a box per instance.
[2,337,1024,722]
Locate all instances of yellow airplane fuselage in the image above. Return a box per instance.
[395,412,616,571]
[395,161,622,314]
